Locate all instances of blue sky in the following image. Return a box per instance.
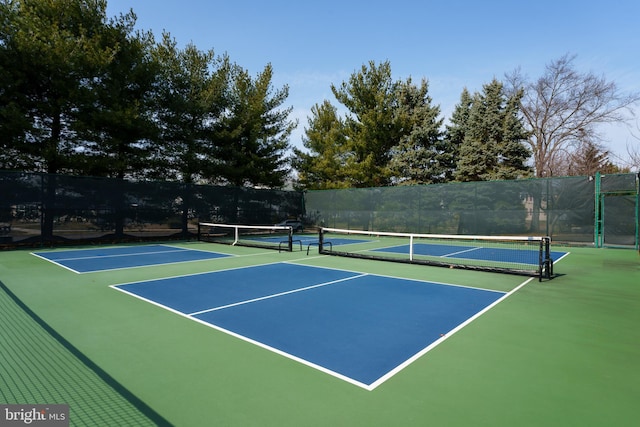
[106,0,640,164]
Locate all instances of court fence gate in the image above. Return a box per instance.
[594,172,639,248]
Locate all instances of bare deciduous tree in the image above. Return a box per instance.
[625,122,640,170]
[506,54,640,177]
[628,146,640,170]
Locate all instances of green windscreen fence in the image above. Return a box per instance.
[306,174,639,248]
[0,171,304,247]
[1,171,637,248]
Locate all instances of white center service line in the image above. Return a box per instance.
[442,246,482,258]
[188,273,368,316]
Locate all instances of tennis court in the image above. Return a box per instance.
[1,237,639,426]
[113,262,507,389]
[31,244,230,273]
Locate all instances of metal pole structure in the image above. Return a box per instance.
[636,172,639,251]
[593,172,602,248]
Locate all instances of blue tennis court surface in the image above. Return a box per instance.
[247,235,368,246]
[32,244,230,273]
[374,243,568,265]
[113,263,507,389]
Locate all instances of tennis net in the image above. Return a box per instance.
[198,223,295,251]
[318,227,553,280]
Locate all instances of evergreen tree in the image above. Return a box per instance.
[497,90,532,179]
[74,23,159,179]
[0,0,143,239]
[454,80,531,182]
[388,78,444,184]
[293,61,449,189]
[151,33,230,184]
[214,64,295,188]
[292,100,349,189]
[0,0,129,174]
[331,60,399,187]
[443,88,473,181]
[0,1,30,169]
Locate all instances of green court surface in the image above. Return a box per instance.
[1,242,639,426]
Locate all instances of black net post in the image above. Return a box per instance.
[538,239,543,282]
[545,237,553,278]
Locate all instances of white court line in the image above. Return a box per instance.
[30,252,83,274]
[441,246,482,258]
[44,247,189,262]
[111,281,374,390]
[30,244,235,274]
[554,252,571,263]
[111,254,543,391]
[188,273,367,316]
[111,259,291,287]
[283,260,506,293]
[368,276,536,390]
[112,267,526,391]
[72,256,231,275]
[47,242,329,273]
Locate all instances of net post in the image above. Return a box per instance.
[409,235,414,261]
[319,228,324,253]
[288,227,293,252]
[233,226,239,246]
[538,238,543,282]
[545,237,553,279]
[538,236,553,281]
[197,222,202,241]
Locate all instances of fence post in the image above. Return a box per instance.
[593,172,602,248]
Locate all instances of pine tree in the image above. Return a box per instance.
[443,88,473,181]
[331,60,399,187]
[152,34,230,185]
[387,78,445,184]
[298,60,447,188]
[496,90,532,179]
[0,0,131,174]
[74,25,159,179]
[453,80,531,182]
[214,64,295,188]
[292,101,349,189]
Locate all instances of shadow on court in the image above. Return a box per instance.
[0,280,172,426]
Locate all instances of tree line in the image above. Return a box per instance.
[1,0,294,188]
[294,62,532,189]
[295,58,637,189]
[2,1,637,191]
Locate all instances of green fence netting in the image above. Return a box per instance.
[0,171,304,247]
[1,171,637,248]
[305,174,639,248]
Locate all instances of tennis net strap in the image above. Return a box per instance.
[198,223,294,251]
[319,227,553,280]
